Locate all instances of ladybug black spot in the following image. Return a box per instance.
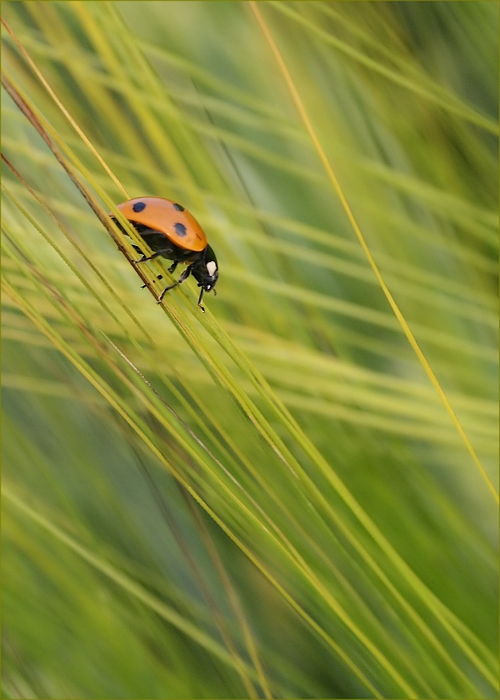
[174,222,187,237]
[133,201,146,212]
[173,203,185,211]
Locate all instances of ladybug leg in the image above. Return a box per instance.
[141,274,163,290]
[157,265,192,303]
[197,287,205,312]
[141,262,176,290]
[134,249,171,263]
[144,261,175,290]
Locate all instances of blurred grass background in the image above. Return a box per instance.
[1,2,498,698]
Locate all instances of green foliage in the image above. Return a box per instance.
[2,2,497,698]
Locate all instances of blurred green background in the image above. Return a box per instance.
[2,2,498,698]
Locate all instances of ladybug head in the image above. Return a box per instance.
[192,245,218,309]
[194,245,219,293]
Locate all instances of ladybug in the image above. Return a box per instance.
[110,196,218,310]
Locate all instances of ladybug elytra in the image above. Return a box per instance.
[110,196,218,310]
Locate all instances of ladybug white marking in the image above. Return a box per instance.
[206,261,217,276]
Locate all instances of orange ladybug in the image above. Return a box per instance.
[110,197,218,309]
